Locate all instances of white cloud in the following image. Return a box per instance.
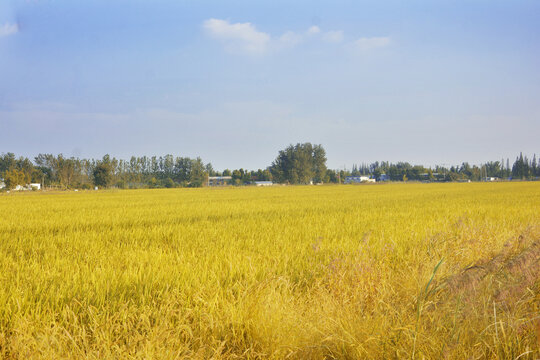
[307,26,320,35]
[278,31,303,48]
[203,19,324,53]
[278,26,322,48]
[202,18,270,54]
[352,37,390,50]
[322,30,344,43]
[0,22,18,37]
[202,19,388,55]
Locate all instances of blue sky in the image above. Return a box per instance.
[1,0,539,170]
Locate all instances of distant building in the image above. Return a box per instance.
[0,180,5,189]
[379,174,390,181]
[484,177,499,182]
[345,176,376,184]
[419,173,442,182]
[11,183,42,191]
[208,176,232,186]
[254,181,273,186]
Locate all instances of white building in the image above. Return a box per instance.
[345,176,376,184]
[8,183,42,191]
[208,176,232,186]
[254,181,273,186]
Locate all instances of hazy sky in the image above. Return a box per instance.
[1,0,539,170]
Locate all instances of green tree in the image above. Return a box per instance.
[54,155,78,188]
[325,169,339,183]
[270,143,327,184]
[3,168,29,189]
[373,168,382,181]
[512,153,529,179]
[92,157,113,188]
[232,169,243,182]
[174,157,192,183]
[312,144,327,183]
[189,157,207,187]
[205,163,216,177]
[0,153,16,174]
[164,177,175,188]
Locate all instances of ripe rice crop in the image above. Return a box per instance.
[0,182,539,359]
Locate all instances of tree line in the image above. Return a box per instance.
[0,153,211,189]
[0,145,538,190]
[348,152,538,182]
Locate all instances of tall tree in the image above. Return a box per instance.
[270,143,327,184]
[174,157,192,183]
[512,153,529,179]
[92,155,113,188]
[312,144,327,183]
[189,157,207,187]
[0,153,17,174]
[3,168,29,189]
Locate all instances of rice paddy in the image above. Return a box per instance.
[0,182,539,359]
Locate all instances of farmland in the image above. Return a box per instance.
[0,182,539,359]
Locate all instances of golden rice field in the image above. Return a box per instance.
[1,182,539,359]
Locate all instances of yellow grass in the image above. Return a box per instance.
[0,182,539,359]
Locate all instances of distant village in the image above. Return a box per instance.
[0,172,521,193]
[0,146,537,192]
